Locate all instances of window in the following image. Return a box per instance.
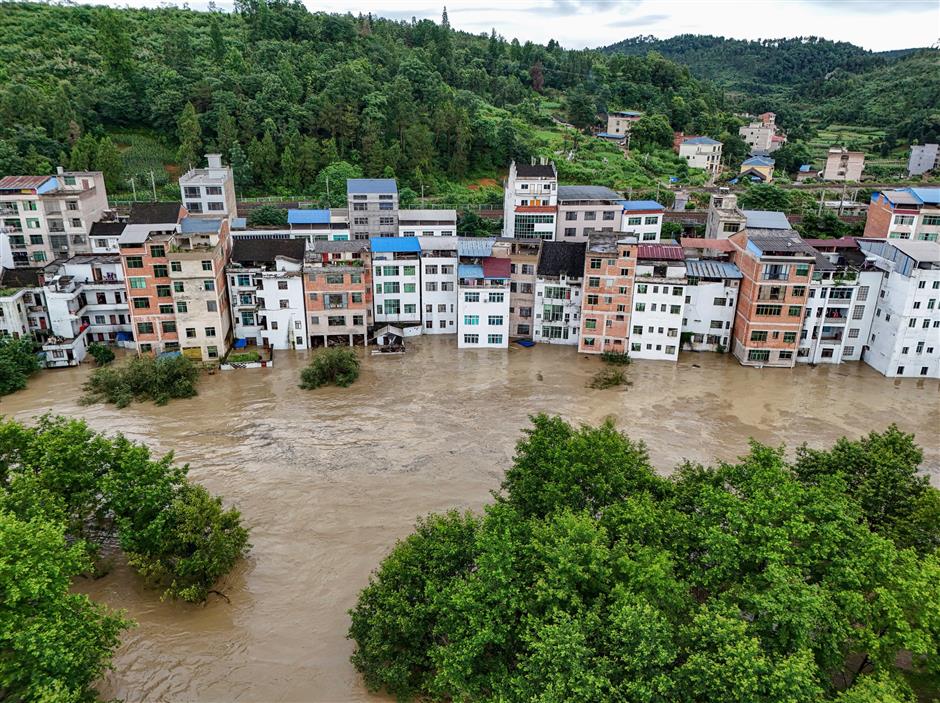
[783,332,797,343]
[778,351,793,360]
[751,330,768,342]
[788,306,801,316]
[489,292,504,303]
[722,222,740,233]
[795,264,810,277]
[171,261,182,272]
[204,327,216,337]
[635,302,646,312]
[584,318,597,330]
[464,315,479,325]
[713,297,727,306]
[159,304,174,314]
[893,215,915,226]
[463,334,479,344]
[565,211,578,221]
[173,301,188,314]
[129,277,147,289]
[636,284,648,293]
[150,245,165,258]
[383,281,400,294]
[403,283,416,293]
[132,297,150,309]
[153,265,168,278]
[669,305,680,314]
[156,284,171,297]
[748,349,770,362]
[589,258,602,270]
[644,216,658,225]
[426,282,438,292]
[173,281,184,293]
[897,366,905,375]
[126,256,144,269]
[487,334,503,345]
[185,328,197,338]
[792,286,806,297]
[464,292,480,303]
[584,211,596,221]
[382,266,399,276]
[207,301,218,312]
[603,211,616,221]
[136,322,154,334]
[627,216,641,226]
[755,304,782,316]
[487,315,503,326]
[632,325,643,335]
[161,321,176,334]
[203,280,215,291]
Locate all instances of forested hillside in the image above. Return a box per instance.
[0,1,737,201]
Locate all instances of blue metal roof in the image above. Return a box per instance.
[685,259,743,280]
[371,236,420,253]
[288,209,330,224]
[622,200,665,211]
[596,132,625,139]
[798,164,812,172]
[180,217,222,233]
[682,136,721,145]
[911,187,940,205]
[458,264,484,279]
[347,178,398,194]
[742,156,774,167]
[457,238,494,257]
[36,177,58,195]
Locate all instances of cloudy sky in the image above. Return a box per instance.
[93,0,939,51]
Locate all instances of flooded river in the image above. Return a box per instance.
[2,336,938,702]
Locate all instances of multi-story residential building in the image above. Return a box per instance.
[303,240,371,347]
[179,154,237,219]
[682,259,741,352]
[556,186,622,240]
[822,147,865,181]
[41,255,132,367]
[418,237,458,335]
[738,156,775,183]
[502,160,557,240]
[89,221,125,254]
[509,240,539,338]
[348,179,398,239]
[578,233,638,355]
[628,244,687,361]
[738,122,775,154]
[533,241,585,345]
[0,268,47,338]
[863,187,940,241]
[857,239,940,379]
[705,191,791,239]
[620,201,666,241]
[797,238,881,365]
[727,229,817,367]
[286,208,351,244]
[399,210,457,237]
[0,168,110,267]
[678,137,722,175]
[227,238,307,350]
[457,238,510,348]
[908,143,939,177]
[606,110,643,136]
[371,237,422,327]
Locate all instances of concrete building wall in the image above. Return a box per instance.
[578,241,637,354]
[533,277,582,344]
[628,265,686,361]
[908,143,939,176]
[822,148,865,181]
[457,285,509,348]
[509,245,538,338]
[179,154,238,219]
[420,254,457,334]
[798,271,882,364]
[682,279,738,352]
[349,190,399,240]
[557,204,621,240]
[304,266,370,347]
[372,252,421,325]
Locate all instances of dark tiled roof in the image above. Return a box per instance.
[515,163,555,178]
[128,202,182,224]
[537,241,586,277]
[747,230,818,256]
[90,221,126,236]
[231,238,306,264]
[0,267,43,288]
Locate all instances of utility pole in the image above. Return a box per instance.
[149,170,157,201]
[818,188,824,216]
[839,178,847,216]
[128,177,137,202]
[325,176,330,204]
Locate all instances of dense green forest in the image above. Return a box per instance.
[604,35,940,143]
[0,1,742,201]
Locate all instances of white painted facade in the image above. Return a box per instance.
[798,269,882,365]
[418,238,458,335]
[858,240,940,378]
[682,279,738,352]
[229,261,307,350]
[179,154,238,219]
[678,138,723,175]
[628,263,687,361]
[399,210,457,238]
[502,160,557,240]
[372,252,421,325]
[0,288,44,338]
[621,207,665,242]
[457,285,509,348]
[533,277,582,345]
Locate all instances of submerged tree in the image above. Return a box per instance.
[300,348,360,389]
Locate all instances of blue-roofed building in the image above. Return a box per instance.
[682,257,742,353]
[371,236,421,326]
[347,178,400,239]
[865,186,940,241]
[678,136,723,175]
[621,200,666,242]
[739,155,775,183]
[287,209,330,225]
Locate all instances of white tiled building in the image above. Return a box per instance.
[858,239,940,378]
[371,237,421,326]
[399,210,457,237]
[628,244,687,361]
[0,268,47,338]
[682,259,741,352]
[533,241,585,345]
[502,160,557,240]
[457,239,510,348]
[418,237,458,335]
[620,201,666,242]
[179,154,238,219]
[678,137,723,176]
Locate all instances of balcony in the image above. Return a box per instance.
[761,272,789,281]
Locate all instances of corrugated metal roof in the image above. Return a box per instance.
[119,223,175,245]
[682,136,721,145]
[638,244,684,260]
[346,178,398,194]
[458,264,484,279]
[458,238,494,257]
[288,209,330,224]
[416,237,458,251]
[681,237,734,251]
[911,187,940,205]
[596,132,626,139]
[370,236,420,253]
[180,217,222,234]
[743,210,790,230]
[742,156,775,167]
[482,256,511,279]
[557,185,622,201]
[0,175,52,191]
[881,190,920,206]
[622,199,665,211]
[685,259,743,280]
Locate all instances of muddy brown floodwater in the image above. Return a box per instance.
[1,336,938,702]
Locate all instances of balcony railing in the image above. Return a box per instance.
[761,272,789,281]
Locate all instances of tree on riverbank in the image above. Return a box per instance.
[0,336,41,396]
[349,415,939,702]
[86,342,115,366]
[300,348,360,389]
[0,416,250,603]
[81,355,199,407]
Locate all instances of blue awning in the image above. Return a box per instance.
[233,338,248,349]
[115,331,132,341]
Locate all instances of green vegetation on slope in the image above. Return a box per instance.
[350,416,939,702]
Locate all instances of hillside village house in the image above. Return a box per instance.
[556,186,623,240]
[822,147,865,181]
[738,156,775,183]
[179,154,237,219]
[908,143,939,177]
[502,160,557,240]
[678,136,723,175]
[605,110,643,136]
[863,187,940,241]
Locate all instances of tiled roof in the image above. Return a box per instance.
[346,178,397,194]
[515,163,556,178]
[685,259,742,280]
[682,136,721,145]
[311,240,370,254]
[0,176,52,191]
[742,156,775,167]
[802,237,859,249]
[747,231,818,256]
[128,202,182,224]
[287,209,330,224]
[0,267,43,289]
[537,241,586,278]
[638,244,684,261]
[232,238,306,264]
[557,185,621,201]
[482,256,511,279]
[370,237,421,253]
[680,237,734,252]
[89,221,126,236]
